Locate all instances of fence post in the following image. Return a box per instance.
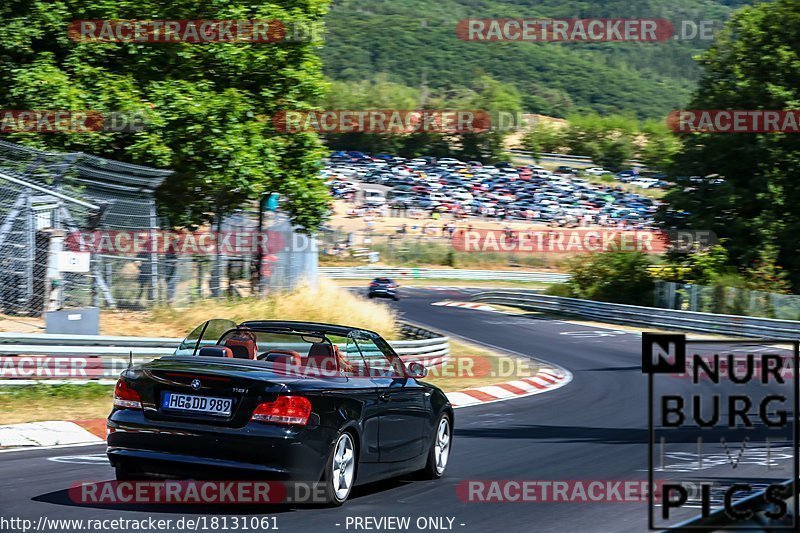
[148,202,159,303]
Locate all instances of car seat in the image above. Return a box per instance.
[224,330,258,359]
[198,346,234,358]
[263,349,302,367]
[306,343,340,375]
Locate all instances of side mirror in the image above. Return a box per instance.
[407,361,427,379]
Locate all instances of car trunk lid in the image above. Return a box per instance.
[134,356,300,428]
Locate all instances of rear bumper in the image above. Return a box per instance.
[368,289,397,298]
[107,410,337,482]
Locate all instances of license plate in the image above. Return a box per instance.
[162,392,233,416]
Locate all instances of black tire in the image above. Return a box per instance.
[393,295,399,301]
[367,294,374,299]
[320,431,358,506]
[419,413,452,480]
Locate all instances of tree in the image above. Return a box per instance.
[521,85,573,118]
[558,113,641,170]
[658,243,733,285]
[563,252,655,306]
[319,74,521,162]
[0,0,331,231]
[594,136,634,172]
[745,244,792,294]
[640,119,681,170]
[322,75,421,156]
[440,75,522,162]
[661,0,800,288]
[522,122,565,158]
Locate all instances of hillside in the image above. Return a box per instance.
[322,0,754,118]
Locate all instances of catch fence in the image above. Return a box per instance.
[0,141,317,316]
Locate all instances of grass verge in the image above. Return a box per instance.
[0,384,114,425]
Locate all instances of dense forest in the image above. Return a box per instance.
[322,0,755,118]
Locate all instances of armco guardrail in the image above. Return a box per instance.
[320,267,569,283]
[0,323,449,383]
[471,291,800,339]
[508,149,643,167]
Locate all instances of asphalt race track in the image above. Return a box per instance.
[0,287,795,533]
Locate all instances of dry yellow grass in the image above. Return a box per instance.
[101,278,399,339]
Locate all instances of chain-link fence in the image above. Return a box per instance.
[0,140,169,314]
[159,211,318,306]
[0,141,318,316]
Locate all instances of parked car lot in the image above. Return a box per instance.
[326,152,664,227]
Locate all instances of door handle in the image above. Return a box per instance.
[379,392,391,402]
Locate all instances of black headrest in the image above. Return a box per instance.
[198,346,233,358]
[264,350,301,366]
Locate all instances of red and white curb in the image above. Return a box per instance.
[432,301,499,312]
[446,365,572,408]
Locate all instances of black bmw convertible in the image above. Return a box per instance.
[107,319,453,505]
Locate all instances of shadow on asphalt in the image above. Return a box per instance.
[31,477,414,514]
[454,424,791,445]
[578,365,642,372]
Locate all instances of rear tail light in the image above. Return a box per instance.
[113,378,142,410]
[251,396,311,426]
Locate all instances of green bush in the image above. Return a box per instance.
[565,252,655,306]
[545,283,574,298]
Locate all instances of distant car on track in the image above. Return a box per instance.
[107,319,452,506]
[368,277,399,300]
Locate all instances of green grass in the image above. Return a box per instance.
[1,383,112,401]
[0,384,114,425]
[365,241,554,269]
